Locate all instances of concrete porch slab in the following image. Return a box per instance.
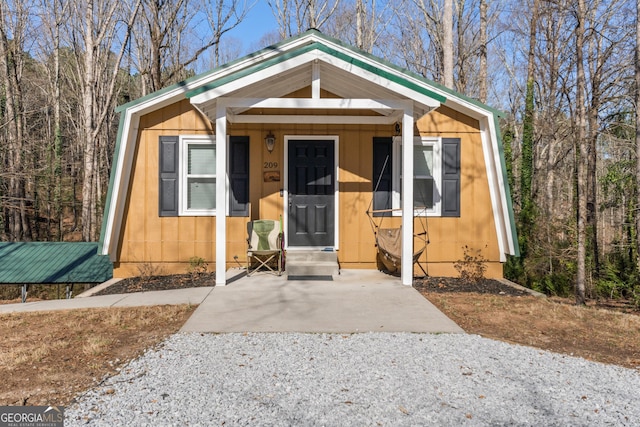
[180,269,464,334]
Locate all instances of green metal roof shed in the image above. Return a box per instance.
[0,242,113,284]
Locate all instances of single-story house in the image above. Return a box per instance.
[98,29,519,286]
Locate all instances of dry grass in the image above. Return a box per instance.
[422,292,640,371]
[0,305,195,406]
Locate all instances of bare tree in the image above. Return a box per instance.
[585,0,634,278]
[268,0,339,37]
[0,0,32,241]
[443,0,454,88]
[412,0,447,84]
[68,0,141,241]
[636,0,640,271]
[478,0,487,102]
[37,0,70,240]
[323,0,391,53]
[575,0,588,305]
[204,0,250,68]
[132,0,249,95]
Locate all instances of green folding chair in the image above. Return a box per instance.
[246,219,283,276]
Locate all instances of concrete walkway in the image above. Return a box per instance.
[0,287,214,313]
[0,269,463,334]
[181,269,463,334]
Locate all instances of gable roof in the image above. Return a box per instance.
[99,29,519,260]
[0,242,112,284]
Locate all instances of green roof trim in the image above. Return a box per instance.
[307,29,504,117]
[316,43,447,103]
[186,41,447,104]
[493,115,520,257]
[114,28,499,118]
[114,31,318,114]
[0,242,113,284]
[186,43,319,98]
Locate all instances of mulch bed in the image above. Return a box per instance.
[93,273,215,296]
[93,271,529,297]
[413,276,530,296]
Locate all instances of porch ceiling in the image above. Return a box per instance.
[192,60,435,124]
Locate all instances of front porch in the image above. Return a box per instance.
[180,269,463,333]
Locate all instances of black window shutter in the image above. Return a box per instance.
[229,136,250,217]
[159,136,179,217]
[442,138,461,217]
[372,137,393,217]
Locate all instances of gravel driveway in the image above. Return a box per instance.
[66,332,640,426]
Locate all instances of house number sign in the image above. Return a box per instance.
[263,161,280,182]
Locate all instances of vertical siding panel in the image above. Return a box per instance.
[162,101,182,130]
[194,217,214,262]
[147,132,162,260]
[180,100,196,130]
[248,129,261,220]
[360,127,377,266]
[339,127,359,264]
[129,130,146,261]
[227,218,246,262]
[178,217,196,261]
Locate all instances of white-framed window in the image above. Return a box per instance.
[392,136,442,216]
[179,135,217,215]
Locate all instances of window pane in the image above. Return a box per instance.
[187,178,216,210]
[414,146,433,177]
[414,177,434,209]
[188,145,216,174]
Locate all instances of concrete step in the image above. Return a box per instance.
[286,250,339,278]
[286,250,338,263]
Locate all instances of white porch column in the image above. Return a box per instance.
[215,102,227,286]
[401,107,414,286]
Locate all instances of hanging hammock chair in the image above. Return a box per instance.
[366,155,429,276]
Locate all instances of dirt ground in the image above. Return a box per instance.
[414,277,640,371]
[1,274,639,408]
[0,305,195,406]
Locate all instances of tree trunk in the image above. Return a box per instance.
[575,0,588,305]
[53,5,64,241]
[0,0,31,241]
[588,90,600,278]
[636,0,640,271]
[356,0,363,49]
[443,0,454,89]
[479,0,487,103]
[78,0,140,241]
[81,0,97,241]
[456,0,466,92]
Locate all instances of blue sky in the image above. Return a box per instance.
[228,1,278,53]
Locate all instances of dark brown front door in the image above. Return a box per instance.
[287,139,335,247]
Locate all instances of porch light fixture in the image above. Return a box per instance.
[265,131,276,153]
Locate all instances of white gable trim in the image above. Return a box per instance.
[189,50,442,115]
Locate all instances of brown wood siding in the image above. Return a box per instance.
[114,97,502,279]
